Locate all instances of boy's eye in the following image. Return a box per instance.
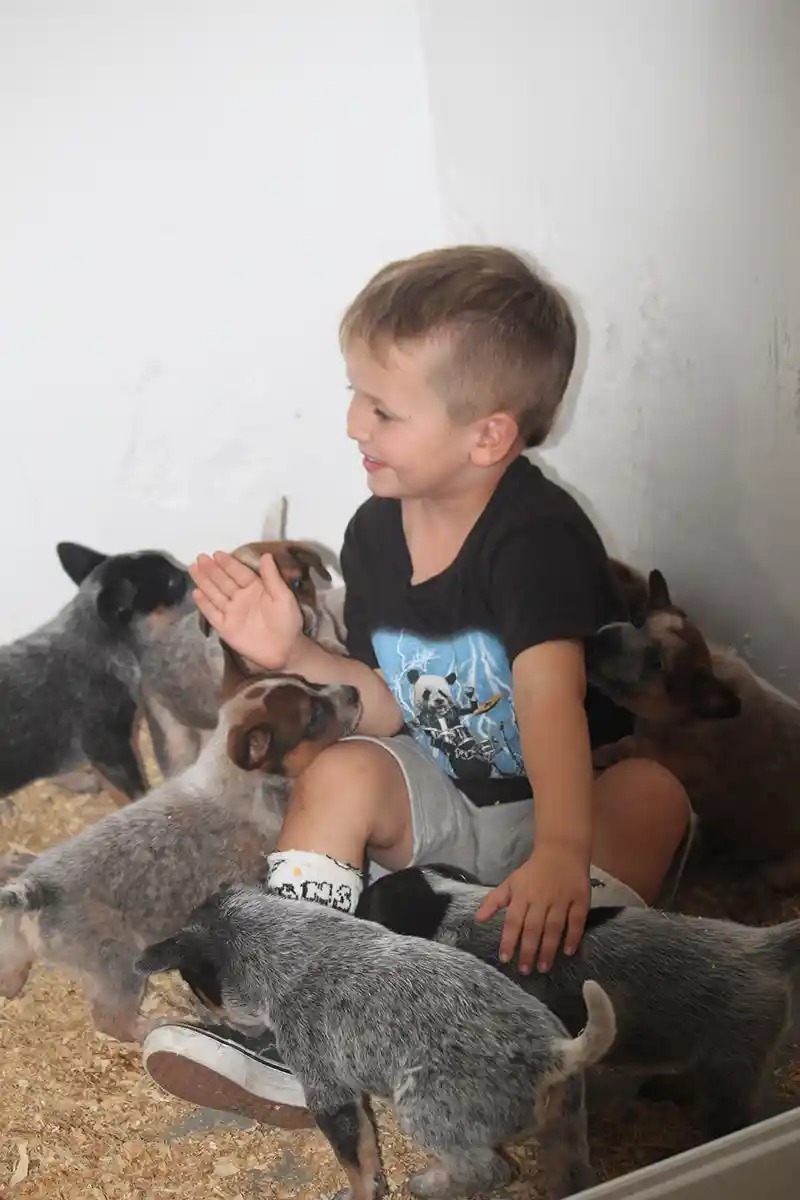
[374,407,392,421]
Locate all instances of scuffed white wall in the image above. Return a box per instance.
[420,0,800,691]
[0,0,442,639]
[3,0,799,697]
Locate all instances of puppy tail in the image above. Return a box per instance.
[558,980,617,1074]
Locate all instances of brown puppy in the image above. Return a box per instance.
[585,570,800,889]
[608,557,651,626]
[0,647,361,1042]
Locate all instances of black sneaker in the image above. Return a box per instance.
[142,1022,314,1129]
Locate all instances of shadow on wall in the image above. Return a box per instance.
[532,287,800,697]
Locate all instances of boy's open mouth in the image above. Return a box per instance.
[362,455,386,473]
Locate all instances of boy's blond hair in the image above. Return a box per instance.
[340,245,576,448]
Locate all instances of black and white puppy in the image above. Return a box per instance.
[356,866,800,1139]
[0,542,191,803]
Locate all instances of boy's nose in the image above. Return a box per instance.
[346,396,368,442]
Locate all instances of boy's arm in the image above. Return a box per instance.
[477,639,593,975]
[286,637,403,737]
[475,518,625,973]
[513,639,593,858]
[508,640,593,967]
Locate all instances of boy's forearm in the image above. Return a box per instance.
[286,636,403,737]
[520,692,593,859]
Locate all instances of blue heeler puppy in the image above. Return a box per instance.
[137,887,617,1200]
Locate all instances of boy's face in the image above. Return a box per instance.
[345,339,488,500]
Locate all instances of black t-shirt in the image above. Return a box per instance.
[340,456,633,807]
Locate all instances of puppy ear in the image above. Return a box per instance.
[96,577,137,628]
[227,721,273,771]
[135,935,184,976]
[445,672,457,685]
[691,673,742,720]
[407,669,420,684]
[648,569,673,612]
[57,542,107,585]
[289,544,332,583]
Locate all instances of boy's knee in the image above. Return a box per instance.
[600,758,689,828]
[282,739,413,861]
[292,739,402,808]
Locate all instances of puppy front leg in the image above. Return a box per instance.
[312,1091,387,1200]
[82,694,149,802]
[84,732,148,802]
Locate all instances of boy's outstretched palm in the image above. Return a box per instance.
[189,551,303,670]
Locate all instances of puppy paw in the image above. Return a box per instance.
[408,1167,453,1198]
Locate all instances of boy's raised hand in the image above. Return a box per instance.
[475,842,590,975]
[189,551,303,670]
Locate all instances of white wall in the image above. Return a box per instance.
[420,0,800,692]
[0,0,442,638]
[4,0,799,696]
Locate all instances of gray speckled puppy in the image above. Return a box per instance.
[357,865,800,1139]
[0,662,361,1043]
[138,887,617,1200]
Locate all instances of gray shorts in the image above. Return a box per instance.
[350,734,680,907]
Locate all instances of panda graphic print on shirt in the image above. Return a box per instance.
[372,630,524,784]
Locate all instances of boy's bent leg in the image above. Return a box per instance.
[591,758,693,905]
[142,738,465,1124]
[276,738,415,870]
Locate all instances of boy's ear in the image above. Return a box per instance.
[471,412,521,465]
[57,542,107,585]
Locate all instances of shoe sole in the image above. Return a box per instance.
[143,1027,314,1131]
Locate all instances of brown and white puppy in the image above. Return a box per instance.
[215,540,345,656]
[137,538,345,779]
[585,570,800,889]
[0,649,361,1043]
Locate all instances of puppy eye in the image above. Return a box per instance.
[289,578,302,592]
[306,699,327,736]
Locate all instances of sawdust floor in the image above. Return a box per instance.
[2,777,799,1200]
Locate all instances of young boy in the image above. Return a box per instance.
[142,246,691,1122]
